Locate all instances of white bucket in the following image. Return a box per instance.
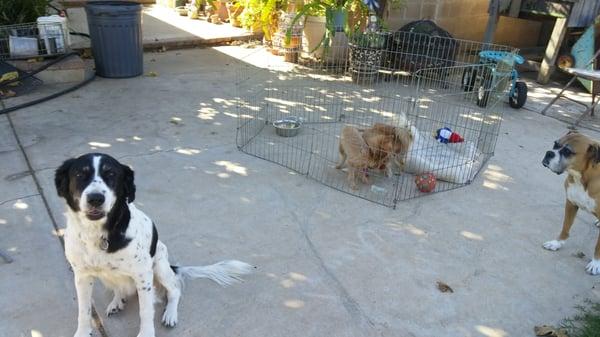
[37,15,70,55]
[302,15,325,59]
[9,36,39,58]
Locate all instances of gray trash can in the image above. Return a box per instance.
[85,1,143,78]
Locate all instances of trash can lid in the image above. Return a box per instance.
[85,1,142,16]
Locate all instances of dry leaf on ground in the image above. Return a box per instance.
[436,281,453,293]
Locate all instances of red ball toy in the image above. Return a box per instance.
[415,172,436,193]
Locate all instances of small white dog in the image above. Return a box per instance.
[55,153,253,337]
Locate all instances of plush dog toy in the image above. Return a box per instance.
[435,127,464,143]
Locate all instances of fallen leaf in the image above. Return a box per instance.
[573,251,585,259]
[534,325,568,337]
[436,281,453,293]
[0,89,16,97]
[145,71,159,77]
[0,71,18,83]
[81,49,93,58]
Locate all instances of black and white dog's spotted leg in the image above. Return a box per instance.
[154,242,181,327]
[134,272,155,337]
[73,273,95,337]
[106,289,127,316]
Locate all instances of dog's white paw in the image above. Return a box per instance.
[585,259,600,275]
[542,240,564,251]
[73,329,92,337]
[106,297,126,316]
[136,331,155,337]
[162,307,178,328]
[136,334,154,337]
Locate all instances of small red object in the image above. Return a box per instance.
[448,132,464,143]
[415,172,436,193]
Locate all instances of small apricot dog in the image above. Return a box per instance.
[336,125,380,189]
[361,123,414,177]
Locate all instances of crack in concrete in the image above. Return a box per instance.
[6,113,110,337]
[0,193,40,207]
[272,186,381,336]
[117,148,178,160]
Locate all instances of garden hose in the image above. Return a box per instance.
[0,51,96,115]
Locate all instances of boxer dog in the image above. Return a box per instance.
[542,130,600,275]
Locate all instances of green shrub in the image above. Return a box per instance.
[0,0,51,26]
[562,300,600,337]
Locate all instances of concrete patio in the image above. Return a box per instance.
[2,46,600,337]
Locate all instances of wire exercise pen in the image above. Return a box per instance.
[236,30,517,208]
[0,21,70,60]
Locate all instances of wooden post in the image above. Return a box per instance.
[537,17,569,84]
[508,0,522,17]
[483,0,500,44]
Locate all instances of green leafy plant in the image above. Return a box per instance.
[0,0,50,26]
[260,0,286,40]
[561,299,600,337]
[239,0,287,39]
[240,0,262,31]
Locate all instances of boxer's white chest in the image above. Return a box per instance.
[566,172,597,213]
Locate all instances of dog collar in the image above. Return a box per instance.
[99,236,109,251]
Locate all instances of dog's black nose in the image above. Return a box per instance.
[87,193,105,207]
[542,151,555,166]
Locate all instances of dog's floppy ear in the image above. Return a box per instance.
[587,144,600,164]
[55,158,75,198]
[122,164,136,203]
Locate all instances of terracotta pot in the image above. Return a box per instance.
[213,1,229,22]
[284,51,299,63]
[284,36,301,49]
[210,14,221,23]
[231,17,242,27]
[227,3,244,18]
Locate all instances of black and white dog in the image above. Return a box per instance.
[55,153,253,337]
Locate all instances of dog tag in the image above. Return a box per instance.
[99,237,109,251]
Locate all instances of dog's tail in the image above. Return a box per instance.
[171,260,254,287]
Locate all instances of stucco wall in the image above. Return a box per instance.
[386,0,542,48]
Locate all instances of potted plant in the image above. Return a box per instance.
[287,0,369,64]
[187,0,204,19]
[299,4,325,59]
[240,0,263,33]
[227,1,244,27]
[348,29,386,83]
[213,0,230,22]
[260,0,278,42]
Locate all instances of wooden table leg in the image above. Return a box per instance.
[538,17,569,84]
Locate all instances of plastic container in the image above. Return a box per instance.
[37,15,70,55]
[9,36,38,58]
[85,1,143,78]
